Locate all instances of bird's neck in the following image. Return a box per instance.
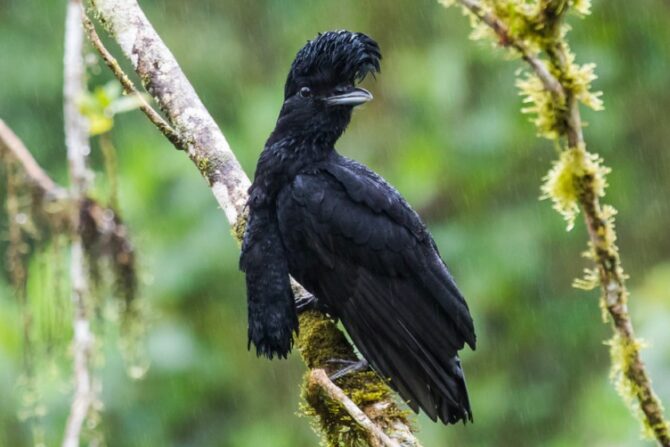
[270,106,352,150]
[271,124,346,150]
[249,136,336,207]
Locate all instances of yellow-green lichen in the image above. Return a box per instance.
[301,369,411,447]
[517,72,566,140]
[572,266,599,291]
[195,155,211,177]
[191,148,228,183]
[230,210,248,245]
[297,311,411,446]
[297,310,358,369]
[556,48,603,111]
[441,0,602,141]
[541,146,610,230]
[569,0,592,16]
[440,0,670,443]
[605,333,666,440]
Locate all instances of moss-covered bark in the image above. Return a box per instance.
[297,310,411,447]
[442,1,670,444]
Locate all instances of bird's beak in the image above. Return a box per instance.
[325,87,373,107]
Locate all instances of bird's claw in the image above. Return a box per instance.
[295,295,318,313]
[296,294,334,316]
[327,358,369,381]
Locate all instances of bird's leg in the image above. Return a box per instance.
[327,358,370,381]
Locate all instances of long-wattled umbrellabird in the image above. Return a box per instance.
[240,30,476,424]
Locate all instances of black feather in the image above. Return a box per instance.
[285,31,381,99]
[240,207,298,359]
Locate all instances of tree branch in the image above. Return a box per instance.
[85,0,420,444]
[81,12,184,150]
[62,1,96,445]
[308,369,400,447]
[88,0,249,225]
[446,1,670,445]
[454,0,564,97]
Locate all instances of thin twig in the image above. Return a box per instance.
[62,1,96,446]
[549,36,670,445]
[456,0,564,97]
[449,1,670,444]
[80,10,184,150]
[309,369,400,447]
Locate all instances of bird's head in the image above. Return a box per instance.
[274,30,381,144]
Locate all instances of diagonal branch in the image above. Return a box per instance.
[85,0,420,445]
[447,1,670,445]
[454,0,564,97]
[81,12,184,150]
[308,369,400,447]
[88,0,250,225]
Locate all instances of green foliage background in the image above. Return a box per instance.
[1,0,670,445]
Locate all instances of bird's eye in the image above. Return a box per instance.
[299,87,312,98]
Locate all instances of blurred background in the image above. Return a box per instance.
[1,0,670,446]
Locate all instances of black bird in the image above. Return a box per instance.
[240,30,476,424]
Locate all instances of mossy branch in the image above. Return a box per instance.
[442,0,670,444]
[307,369,400,447]
[84,1,420,445]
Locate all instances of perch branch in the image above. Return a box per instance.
[62,1,96,446]
[308,369,400,447]
[447,0,670,445]
[85,0,419,445]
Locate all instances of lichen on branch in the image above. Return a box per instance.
[441,0,670,445]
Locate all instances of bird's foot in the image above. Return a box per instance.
[296,294,334,316]
[296,294,319,313]
[327,358,369,381]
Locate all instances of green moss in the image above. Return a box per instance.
[190,149,230,185]
[230,210,248,245]
[607,334,649,436]
[517,72,567,140]
[297,311,412,446]
[195,155,211,177]
[541,146,610,230]
[301,369,411,447]
[441,0,670,443]
[297,311,357,369]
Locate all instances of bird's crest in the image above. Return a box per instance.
[284,30,381,99]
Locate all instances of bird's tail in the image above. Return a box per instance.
[335,270,474,424]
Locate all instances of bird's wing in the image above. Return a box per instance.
[240,206,298,359]
[277,156,475,423]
